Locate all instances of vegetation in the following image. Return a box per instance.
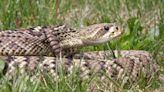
[0,0,163,91]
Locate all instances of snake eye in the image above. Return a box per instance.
[104,26,109,31]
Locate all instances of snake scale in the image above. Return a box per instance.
[0,23,159,86]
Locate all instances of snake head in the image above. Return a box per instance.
[56,23,123,49]
[80,23,123,45]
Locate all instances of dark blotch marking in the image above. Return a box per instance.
[25,38,29,41]
[38,56,45,62]
[24,56,30,63]
[51,67,56,71]
[83,62,89,67]
[64,59,72,66]
[28,30,34,35]
[113,60,123,68]
[64,35,67,37]
[43,64,49,67]
[28,29,39,35]
[56,33,61,35]
[70,28,76,32]
[110,68,118,78]
[99,61,106,70]
[6,35,10,37]
[1,34,5,37]
[83,60,91,69]
[5,56,15,63]
[12,35,16,37]
[29,27,35,30]
[128,59,134,74]
[17,35,21,38]
[51,61,56,65]
[17,31,24,34]
[88,72,92,76]
[7,31,13,34]
[42,26,47,29]
[104,26,109,31]
[5,50,9,55]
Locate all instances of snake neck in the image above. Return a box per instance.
[46,25,84,49]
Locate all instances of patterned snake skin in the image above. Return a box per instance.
[0,50,159,86]
[0,24,159,87]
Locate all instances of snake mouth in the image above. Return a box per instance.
[109,30,123,39]
[83,33,121,45]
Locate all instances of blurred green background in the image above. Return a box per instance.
[0,0,163,91]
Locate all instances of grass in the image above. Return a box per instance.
[0,0,163,91]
